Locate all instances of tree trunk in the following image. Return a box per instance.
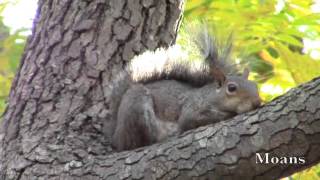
[1,0,320,180]
[0,0,183,179]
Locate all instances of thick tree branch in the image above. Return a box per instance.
[89,77,320,179]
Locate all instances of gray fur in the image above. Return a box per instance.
[105,27,261,151]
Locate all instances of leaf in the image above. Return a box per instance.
[275,33,303,47]
[275,42,320,84]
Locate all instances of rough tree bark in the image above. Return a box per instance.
[0,0,319,180]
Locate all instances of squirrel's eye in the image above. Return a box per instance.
[227,83,237,93]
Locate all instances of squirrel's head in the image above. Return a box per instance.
[214,68,261,114]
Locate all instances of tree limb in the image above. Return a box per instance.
[96,77,320,179]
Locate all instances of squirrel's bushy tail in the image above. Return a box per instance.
[192,23,235,76]
[127,23,237,86]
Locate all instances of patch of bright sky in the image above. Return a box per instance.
[261,0,320,96]
[275,0,320,60]
[1,0,38,35]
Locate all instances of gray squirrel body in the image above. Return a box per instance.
[106,27,261,151]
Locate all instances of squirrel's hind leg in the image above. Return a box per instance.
[112,84,159,151]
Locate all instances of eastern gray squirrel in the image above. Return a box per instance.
[104,25,261,151]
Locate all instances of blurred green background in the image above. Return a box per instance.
[0,0,320,179]
[0,0,36,115]
[182,1,320,179]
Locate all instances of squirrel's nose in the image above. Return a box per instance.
[253,97,262,108]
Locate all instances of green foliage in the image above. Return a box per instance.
[182,0,320,179]
[183,0,320,102]
[0,1,27,116]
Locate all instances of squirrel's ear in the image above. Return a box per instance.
[212,67,226,87]
[242,68,250,79]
